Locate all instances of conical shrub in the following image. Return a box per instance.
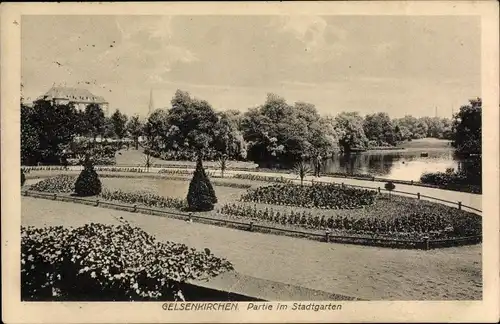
[74,159,102,196]
[187,157,217,211]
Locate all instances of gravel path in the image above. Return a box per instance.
[22,197,482,301]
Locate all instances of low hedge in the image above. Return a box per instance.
[420,172,482,194]
[232,174,293,184]
[21,222,234,301]
[241,183,377,209]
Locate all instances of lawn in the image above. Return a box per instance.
[101,177,246,205]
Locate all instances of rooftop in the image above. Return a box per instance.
[37,86,107,104]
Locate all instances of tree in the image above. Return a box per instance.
[126,115,143,149]
[241,94,337,167]
[111,109,128,139]
[217,154,230,178]
[74,157,102,196]
[143,151,154,172]
[83,104,106,142]
[142,109,170,152]
[334,112,368,154]
[186,156,217,211]
[167,90,219,158]
[452,98,481,155]
[21,104,40,165]
[363,112,396,146]
[21,169,26,186]
[102,116,116,139]
[213,111,247,160]
[293,160,312,186]
[21,100,80,165]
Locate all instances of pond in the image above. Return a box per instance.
[319,148,465,181]
[304,139,478,182]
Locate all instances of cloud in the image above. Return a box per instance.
[270,16,348,63]
[98,17,198,84]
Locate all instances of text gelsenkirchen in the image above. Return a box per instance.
[162,302,238,311]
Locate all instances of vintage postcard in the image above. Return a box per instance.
[2,1,499,323]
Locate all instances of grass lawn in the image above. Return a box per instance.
[101,177,247,205]
[395,138,453,149]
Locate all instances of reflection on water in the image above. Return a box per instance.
[319,148,466,181]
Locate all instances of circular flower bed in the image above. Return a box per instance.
[21,222,234,301]
[240,183,377,209]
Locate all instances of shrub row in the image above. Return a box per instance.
[232,173,293,184]
[323,172,375,180]
[420,172,482,194]
[219,203,481,240]
[158,169,217,178]
[240,184,377,209]
[96,167,146,173]
[22,166,69,172]
[21,223,234,301]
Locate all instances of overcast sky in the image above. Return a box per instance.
[22,15,480,118]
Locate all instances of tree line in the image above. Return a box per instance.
[21,90,477,167]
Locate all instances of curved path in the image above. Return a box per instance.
[21,197,482,301]
[24,165,482,213]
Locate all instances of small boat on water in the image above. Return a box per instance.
[420,152,429,157]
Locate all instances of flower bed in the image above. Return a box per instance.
[240,183,377,209]
[29,175,76,193]
[219,201,481,240]
[100,189,187,210]
[21,222,234,301]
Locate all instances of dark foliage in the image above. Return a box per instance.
[74,159,102,196]
[186,157,217,211]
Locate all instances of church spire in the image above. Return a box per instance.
[148,89,154,116]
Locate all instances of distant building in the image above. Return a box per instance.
[35,86,109,115]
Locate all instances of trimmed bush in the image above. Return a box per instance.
[187,157,217,211]
[21,222,234,301]
[75,160,102,196]
[21,170,26,186]
[29,175,76,193]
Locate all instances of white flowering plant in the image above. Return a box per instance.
[21,222,234,301]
